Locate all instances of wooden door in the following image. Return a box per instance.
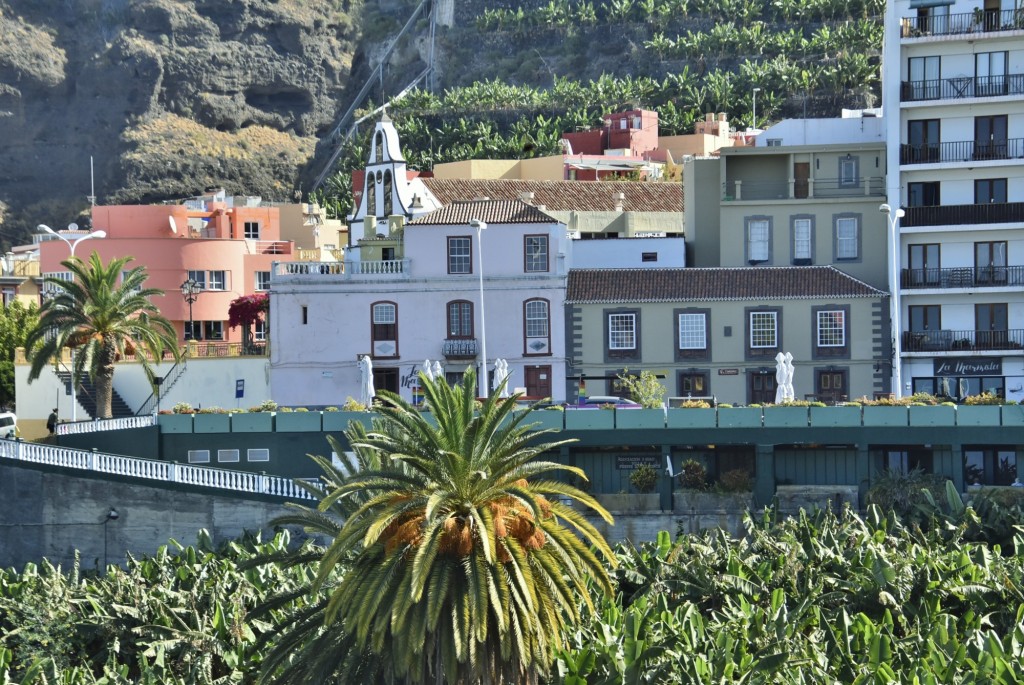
[794,163,810,199]
[525,365,552,400]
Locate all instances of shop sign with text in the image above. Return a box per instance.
[933,358,1002,376]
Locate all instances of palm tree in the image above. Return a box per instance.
[25,252,179,419]
[263,370,616,684]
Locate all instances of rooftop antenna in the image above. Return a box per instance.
[87,156,96,207]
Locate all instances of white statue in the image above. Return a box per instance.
[431,360,443,382]
[774,352,787,404]
[423,359,434,382]
[358,355,375,407]
[783,352,795,402]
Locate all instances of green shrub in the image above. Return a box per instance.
[866,468,949,523]
[324,406,339,412]
[616,369,666,408]
[294,407,309,413]
[172,402,193,414]
[718,468,752,492]
[676,399,711,409]
[341,397,368,412]
[678,459,707,490]
[249,399,278,412]
[630,464,658,493]
[197,406,227,414]
[964,392,1005,405]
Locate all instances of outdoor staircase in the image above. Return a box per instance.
[55,372,134,419]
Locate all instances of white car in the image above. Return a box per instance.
[577,396,642,408]
[0,412,17,439]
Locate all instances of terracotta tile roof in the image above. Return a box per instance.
[422,178,682,212]
[566,266,885,304]
[408,199,558,225]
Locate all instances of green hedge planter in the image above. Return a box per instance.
[615,408,665,429]
[159,414,194,434]
[809,405,862,427]
[564,409,615,430]
[275,411,323,432]
[194,413,231,433]
[522,411,564,431]
[323,411,373,432]
[862,406,908,426]
[763,406,809,428]
[1001,405,1024,426]
[717,407,762,428]
[909,405,956,427]
[955,405,1003,426]
[666,408,717,429]
[230,412,273,433]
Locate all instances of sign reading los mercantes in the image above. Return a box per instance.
[933,358,1002,376]
[718,368,739,375]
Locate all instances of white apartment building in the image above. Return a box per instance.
[884,0,1024,402]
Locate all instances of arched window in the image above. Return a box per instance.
[365,176,377,218]
[371,301,398,358]
[447,300,474,339]
[524,299,550,355]
[374,132,384,161]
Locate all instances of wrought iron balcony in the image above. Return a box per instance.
[442,338,478,358]
[902,266,1024,290]
[901,74,1024,102]
[901,202,1024,228]
[901,9,1024,38]
[903,329,1024,353]
[900,139,1024,165]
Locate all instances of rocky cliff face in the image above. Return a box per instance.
[0,0,360,243]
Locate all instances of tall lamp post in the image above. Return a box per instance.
[180,279,201,342]
[880,204,906,398]
[37,224,107,422]
[751,87,761,131]
[470,219,488,398]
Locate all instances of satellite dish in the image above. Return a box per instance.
[68,222,79,231]
[168,216,177,234]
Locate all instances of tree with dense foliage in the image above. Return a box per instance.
[24,253,179,419]
[228,292,269,353]
[262,370,616,684]
[0,300,39,410]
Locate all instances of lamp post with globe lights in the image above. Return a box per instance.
[37,224,107,422]
[180,279,202,342]
[880,203,906,398]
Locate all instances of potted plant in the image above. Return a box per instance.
[324,397,374,431]
[276,407,323,432]
[762,400,811,428]
[666,399,717,428]
[956,392,1004,426]
[717,403,763,428]
[596,462,661,512]
[159,401,195,433]
[194,406,230,433]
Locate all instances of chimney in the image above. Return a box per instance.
[705,113,714,123]
[363,215,375,241]
[519,191,535,204]
[388,215,404,236]
[473,196,490,202]
[718,112,728,122]
[614,191,625,212]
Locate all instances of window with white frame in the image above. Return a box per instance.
[203,321,224,340]
[218,449,240,463]
[208,270,226,290]
[678,312,706,350]
[254,320,266,341]
[816,310,845,347]
[247,448,270,462]
[244,221,260,239]
[747,219,769,263]
[524,299,550,354]
[372,301,398,357]
[835,217,859,260]
[749,311,778,348]
[255,271,271,291]
[187,270,206,289]
[448,237,471,274]
[793,218,812,263]
[608,313,636,350]
[188,450,211,463]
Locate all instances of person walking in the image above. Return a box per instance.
[47,408,58,435]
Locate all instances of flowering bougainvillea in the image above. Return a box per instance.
[228,293,268,330]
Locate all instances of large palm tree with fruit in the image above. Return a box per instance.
[25,252,179,419]
[263,370,615,684]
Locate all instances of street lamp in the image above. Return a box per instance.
[751,87,761,131]
[470,219,488,398]
[37,224,107,422]
[880,203,906,398]
[180,279,202,342]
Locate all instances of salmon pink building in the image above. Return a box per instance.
[39,197,293,345]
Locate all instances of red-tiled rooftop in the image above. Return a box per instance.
[422,178,682,212]
[408,199,558,225]
[566,266,885,303]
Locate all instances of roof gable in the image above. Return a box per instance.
[421,178,682,212]
[408,199,559,225]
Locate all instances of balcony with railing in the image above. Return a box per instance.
[901,74,1024,102]
[273,259,408,280]
[901,202,1024,227]
[722,176,885,201]
[903,328,1024,353]
[901,265,1024,290]
[442,338,478,359]
[901,9,1024,38]
[900,138,1024,165]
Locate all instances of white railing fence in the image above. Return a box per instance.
[56,415,157,436]
[0,438,315,501]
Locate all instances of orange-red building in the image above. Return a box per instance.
[38,196,294,344]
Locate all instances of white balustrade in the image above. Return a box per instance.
[0,438,314,500]
[56,415,157,436]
